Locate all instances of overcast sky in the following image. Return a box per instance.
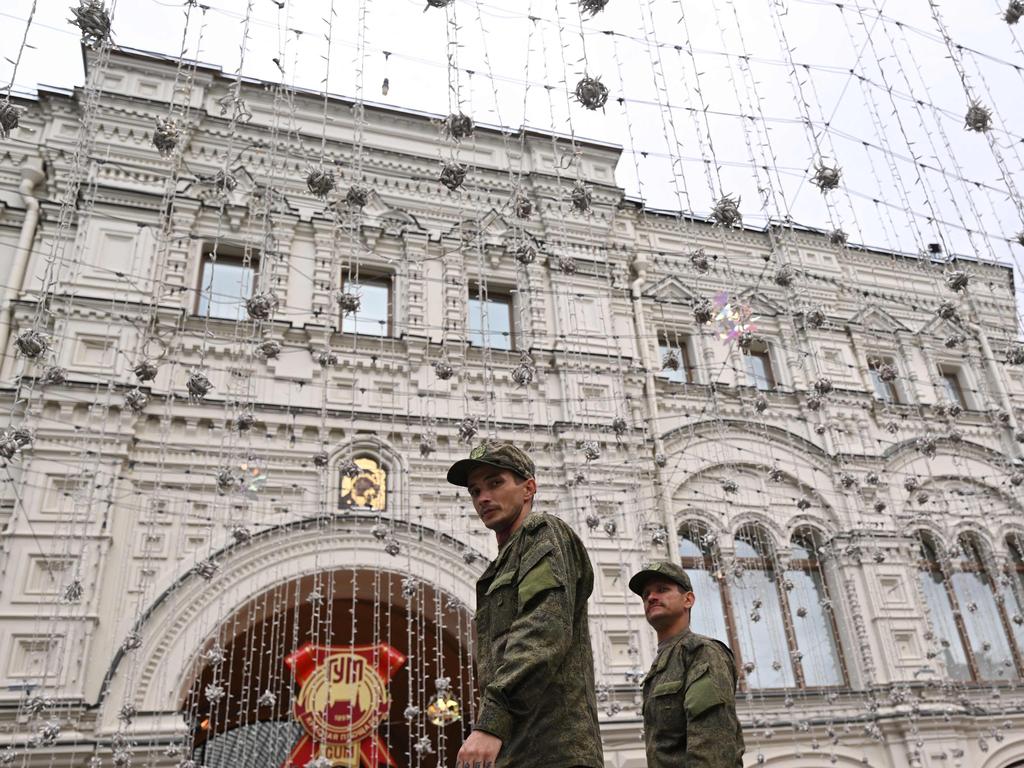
[3,0,1024,283]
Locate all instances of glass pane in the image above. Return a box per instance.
[685,569,730,646]
[734,536,761,559]
[1000,581,1024,659]
[941,372,966,408]
[918,571,971,680]
[342,280,390,337]
[744,353,772,390]
[731,568,795,688]
[1009,536,1024,566]
[790,540,812,560]
[679,531,703,558]
[919,536,940,563]
[950,571,1019,680]
[869,369,893,402]
[198,259,254,320]
[658,342,684,384]
[468,296,512,350]
[785,569,843,686]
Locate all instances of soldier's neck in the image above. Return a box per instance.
[656,618,690,645]
[495,505,532,548]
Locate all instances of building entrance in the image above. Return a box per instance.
[183,568,475,767]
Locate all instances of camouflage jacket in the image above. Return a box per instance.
[642,629,745,768]
[473,511,603,768]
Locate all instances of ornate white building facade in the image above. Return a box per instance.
[0,47,1023,768]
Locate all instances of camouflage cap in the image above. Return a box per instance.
[446,441,536,487]
[628,561,693,596]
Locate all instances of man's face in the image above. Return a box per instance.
[641,577,695,631]
[466,465,535,534]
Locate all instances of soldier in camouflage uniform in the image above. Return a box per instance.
[448,442,603,768]
[630,561,744,768]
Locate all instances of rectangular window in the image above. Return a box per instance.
[939,365,968,409]
[658,334,695,384]
[744,343,776,390]
[341,276,392,337]
[196,247,255,320]
[868,357,901,404]
[468,287,514,351]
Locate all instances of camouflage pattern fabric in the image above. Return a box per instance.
[447,440,536,486]
[642,629,745,767]
[473,512,604,768]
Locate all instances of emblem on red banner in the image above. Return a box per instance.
[282,643,406,768]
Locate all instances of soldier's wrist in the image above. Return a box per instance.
[474,701,512,742]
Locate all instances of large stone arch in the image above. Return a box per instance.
[95,515,485,736]
[661,420,844,518]
[669,456,840,543]
[982,735,1024,768]
[883,437,1015,482]
[886,439,1022,541]
[752,753,873,768]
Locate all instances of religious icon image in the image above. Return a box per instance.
[339,458,387,512]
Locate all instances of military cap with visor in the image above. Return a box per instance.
[629,561,693,595]
[446,440,536,487]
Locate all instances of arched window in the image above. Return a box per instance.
[783,530,845,687]
[949,534,1021,680]
[915,532,971,681]
[674,523,848,690]
[730,525,795,689]
[678,523,729,645]
[1004,535,1024,656]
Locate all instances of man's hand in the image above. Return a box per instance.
[456,729,502,768]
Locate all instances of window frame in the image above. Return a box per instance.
[917,532,977,680]
[1006,534,1024,657]
[952,534,1024,679]
[731,527,803,689]
[195,244,258,321]
[689,523,847,692]
[467,284,516,351]
[783,530,849,689]
[915,531,1024,683]
[867,355,901,404]
[658,332,697,385]
[937,364,969,410]
[340,273,394,338]
[1009,534,1024,597]
[678,523,737,652]
[743,341,776,391]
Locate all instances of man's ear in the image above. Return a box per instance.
[523,477,537,501]
[682,591,696,609]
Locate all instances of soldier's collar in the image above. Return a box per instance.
[492,524,526,569]
[522,511,546,532]
[658,628,693,654]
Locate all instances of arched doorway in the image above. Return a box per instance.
[182,568,475,768]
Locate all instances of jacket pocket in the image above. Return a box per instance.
[483,569,518,635]
[684,661,727,719]
[649,677,685,734]
[652,678,684,697]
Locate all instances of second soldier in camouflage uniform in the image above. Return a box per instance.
[449,441,603,768]
[630,561,744,768]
